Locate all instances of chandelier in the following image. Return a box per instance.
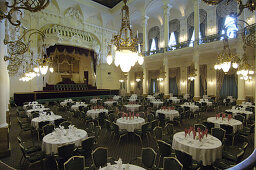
[237,45,254,80]
[106,45,113,65]
[201,0,255,17]
[111,0,143,72]
[188,64,197,81]
[157,67,166,81]
[214,37,239,73]
[0,0,49,26]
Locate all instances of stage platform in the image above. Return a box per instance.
[14,89,119,106]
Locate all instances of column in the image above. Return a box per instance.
[127,72,131,95]
[162,1,171,48]
[142,15,149,52]
[236,40,246,104]
[254,34,256,147]
[164,57,169,97]
[143,64,148,95]
[193,0,200,101]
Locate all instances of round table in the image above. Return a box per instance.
[42,128,88,155]
[207,117,243,133]
[199,101,212,106]
[26,108,50,118]
[151,101,163,108]
[71,103,88,111]
[180,104,199,112]
[128,98,137,102]
[90,99,102,104]
[100,164,145,170]
[169,98,180,104]
[172,132,222,166]
[116,117,145,132]
[124,104,141,112]
[113,96,121,100]
[31,114,62,129]
[156,109,179,121]
[104,101,117,106]
[146,96,155,101]
[225,109,253,120]
[87,109,108,119]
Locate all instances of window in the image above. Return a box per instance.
[221,15,238,39]
[168,32,176,49]
[189,30,202,47]
[150,38,157,51]
[152,80,156,93]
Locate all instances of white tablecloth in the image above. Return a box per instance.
[26,108,51,118]
[87,109,108,119]
[146,96,155,101]
[180,104,199,112]
[207,117,243,133]
[225,109,253,120]
[151,101,164,108]
[240,103,255,108]
[23,102,40,109]
[60,101,74,107]
[31,114,62,129]
[113,95,121,100]
[124,104,141,112]
[116,117,145,132]
[172,132,222,166]
[71,103,88,111]
[199,101,213,106]
[128,98,137,102]
[104,101,117,106]
[156,109,179,121]
[100,164,145,170]
[90,99,102,104]
[169,98,180,103]
[42,128,88,155]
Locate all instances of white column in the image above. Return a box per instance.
[127,72,130,94]
[0,18,8,128]
[162,1,171,48]
[254,36,256,147]
[164,57,169,96]
[143,64,148,95]
[142,16,149,52]
[193,0,200,100]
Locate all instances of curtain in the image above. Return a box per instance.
[155,37,159,50]
[220,74,238,98]
[200,77,204,96]
[200,23,206,38]
[190,81,194,97]
[176,68,181,95]
[174,31,180,44]
[216,70,225,99]
[200,65,207,95]
[149,79,153,94]
[148,38,153,52]
[188,27,194,42]
[217,17,225,35]
[169,77,178,96]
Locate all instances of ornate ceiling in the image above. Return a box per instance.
[91,0,122,8]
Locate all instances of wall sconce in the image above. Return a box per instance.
[180,80,186,86]
[246,17,255,25]
[207,26,216,35]
[160,82,164,86]
[159,41,165,48]
[130,82,135,86]
[179,35,187,42]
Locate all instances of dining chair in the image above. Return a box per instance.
[91,147,114,169]
[112,123,128,144]
[175,150,202,170]
[54,118,66,127]
[75,136,95,157]
[163,157,183,170]
[60,121,71,129]
[64,156,85,170]
[42,124,55,136]
[211,127,226,143]
[194,124,206,131]
[220,124,234,145]
[55,143,75,169]
[156,140,175,167]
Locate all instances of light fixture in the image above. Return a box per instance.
[136,78,141,82]
[119,72,127,83]
[188,63,197,81]
[157,67,166,82]
[111,0,143,72]
[201,0,256,17]
[0,0,50,26]
[237,45,254,80]
[214,37,238,73]
[106,46,113,65]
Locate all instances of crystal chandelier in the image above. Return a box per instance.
[111,0,143,72]
[188,64,197,81]
[214,38,239,73]
[237,45,254,80]
[201,0,256,17]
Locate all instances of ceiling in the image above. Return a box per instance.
[91,0,122,8]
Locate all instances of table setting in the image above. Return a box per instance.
[26,107,51,118]
[150,99,164,108]
[23,101,39,109]
[199,99,212,106]
[31,112,62,129]
[71,102,88,111]
[156,107,179,121]
[87,106,108,119]
[116,113,145,132]
[90,98,102,104]
[100,158,145,170]
[168,97,180,103]
[60,99,74,106]
[226,107,253,120]
[207,113,243,133]
[113,95,121,100]
[180,102,199,112]
[42,125,88,155]
[104,100,117,106]
[172,128,222,166]
[124,103,141,112]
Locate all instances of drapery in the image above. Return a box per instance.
[217,17,225,35]
[149,79,158,94]
[155,37,159,50]
[200,23,206,38]
[169,19,180,45]
[148,26,160,51]
[187,66,192,94]
[220,74,237,98]
[169,68,180,95]
[216,70,225,99]
[200,65,207,95]
[169,77,178,96]
[174,31,180,45]
[148,39,153,51]
[188,27,194,42]
[190,81,194,96]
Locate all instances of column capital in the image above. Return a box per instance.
[162,4,172,16]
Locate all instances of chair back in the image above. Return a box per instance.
[175,150,192,169]
[112,123,119,134]
[163,157,183,170]
[151,120,159,130]
[54,118,66,127]
[108,113,116,122]
[211,128,226,142]
[141,147,156,168]
[81,136,95,151]
[43,124,55,136]
[157,140,172,157]
[64,156,85,170]
[60,121,71,129]
[234,114,245,124]
[165,123,174,136]
[158,113,166,120]
[202,122,214,132]
[194,124,206,131]
[38,121,50,129]
[220,124,233,135]
[92,147,108,168]
[141,122,150,134]
[153,126,163,140]
[58,143,75,160]
[32,112,40,118]
[147,113,154,122]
